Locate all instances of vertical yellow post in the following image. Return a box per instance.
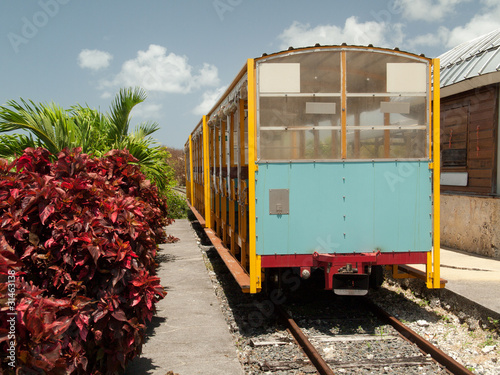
[247,58,261,293]
[229,113,235,167]
[432,59,441,288]
[341,50,347,159]
[428,67,433,159]
[426,251,433,287]
[239,99,246,168]
[189,134,194,205]
[203,115,212,229]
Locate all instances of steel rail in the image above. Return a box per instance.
[363,297,475,375]
[276,306,334,375]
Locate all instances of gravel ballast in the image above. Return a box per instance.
[192,221,499,374]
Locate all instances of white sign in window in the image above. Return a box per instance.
[259,63,301,93]
[387,63,427,93]
[306,102,336,114]
[380,101,410,114]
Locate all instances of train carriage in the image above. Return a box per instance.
[185,45,444,295]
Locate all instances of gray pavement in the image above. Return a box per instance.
[413,247,500,315]
[125,219,244,375]
[440,247,500,314]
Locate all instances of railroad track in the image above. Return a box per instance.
[196,221,483,374]
[199,241,472,375]
[274,297,475,375]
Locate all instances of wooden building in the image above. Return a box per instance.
[439,29,500,258]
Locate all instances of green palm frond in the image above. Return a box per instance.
[0,133,38,160]
[0,99,60,155]
[107,87,147,144]
[48,104,80,152]
[70,104,110,155]
[0,99,81,156]
[122,134,174,194]
[133,121,161,139]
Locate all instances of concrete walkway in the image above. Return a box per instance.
[125,219,244,375]
[439,247,500,314]
[412,247,500,315]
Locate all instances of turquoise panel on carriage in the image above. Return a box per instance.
[254,161,432,256]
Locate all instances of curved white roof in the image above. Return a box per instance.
[438,28,500,97]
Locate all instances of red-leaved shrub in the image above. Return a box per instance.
[0,147,174,374]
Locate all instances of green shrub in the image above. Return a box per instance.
[166,190,188,219]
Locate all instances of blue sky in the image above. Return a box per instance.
[1,0,499,149]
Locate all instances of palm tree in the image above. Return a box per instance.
[0,87,173,194]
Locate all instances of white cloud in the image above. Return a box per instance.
[444,5,500,48]
[409,27,451,48]
[100,91,112,99]
[130,102,163,119]
[196,63,219,87]
[394,0,470,22]
[409,1,500,50]
[278,17,404,50]
[106,44,220,94]
[192,86,228,116]
[78,49,113,71]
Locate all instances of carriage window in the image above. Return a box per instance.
[345,96,428,158]
[260,129,341,160]
[345,51,429,159]
[257,50,430,161]
[258,51,342,161]
[346,52,426,93]
[346,129,427,159]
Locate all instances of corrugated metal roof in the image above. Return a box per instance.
[439,28,500,89]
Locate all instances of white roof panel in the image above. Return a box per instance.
[438,28,500,93]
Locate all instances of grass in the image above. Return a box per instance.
[440,314,451,323]
[376,326,386,338]
[479,335,497,348]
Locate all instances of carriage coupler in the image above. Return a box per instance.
[312,252,379,296]
[332,273,370,296]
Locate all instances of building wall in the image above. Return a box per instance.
[440,84,498,195]
[441,193,500,258]
[498,89,500,195]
